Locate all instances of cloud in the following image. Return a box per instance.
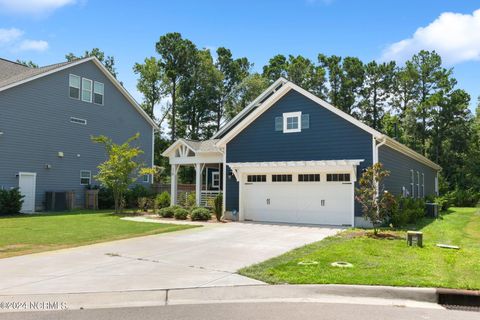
[0,0,76,16]
[381,9,480,65]
[0,27,23,44]
[0,27,48,52]
[17,39,48,52]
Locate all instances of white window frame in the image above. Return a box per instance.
[80,170,91,185]
[142,174,149,183]
[69,74,80,100]
[93,81,104,105]
[416,171,420,198]
[283,111,302,133]
[410,170,414,198]
[81,78,93,103]
[70,117,87,125]
[211,171,220,188]
[422,173,425,198]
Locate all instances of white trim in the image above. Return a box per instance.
[80,170,91,185]
[68,74,80,100]
[283,111,302,133]
[351,182,355,227]
[93,81,104,106]
[422,173,425,198]
[0,57,158,130]
[212,78,288,139]
[211,171,220,188]
[410,169,414,198]
[18,172,36,213]
[416,171,420,199]
[222,146,227,212]
[151,127,155,184]
[162,139,197,157]
[216,81,382,148]
[81,78,93,103]
[215,78,441,171]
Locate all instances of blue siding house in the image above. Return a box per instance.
[0,57,158,212]
[162,78,440,226]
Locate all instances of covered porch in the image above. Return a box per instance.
[162,139,224,207]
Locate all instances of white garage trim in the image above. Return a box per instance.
[228,160,363,225]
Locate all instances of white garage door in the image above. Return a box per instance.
[244,173,353,226]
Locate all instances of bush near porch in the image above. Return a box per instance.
[239,207,480,290]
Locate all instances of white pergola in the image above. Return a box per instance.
[162,139,224,206]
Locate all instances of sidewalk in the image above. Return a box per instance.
[0,284,442,313]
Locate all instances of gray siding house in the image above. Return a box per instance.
[162,78,441,226]
[0,57,158,212]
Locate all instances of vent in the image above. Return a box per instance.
[70,117,87,125]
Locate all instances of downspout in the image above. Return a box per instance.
[374,135,387,164]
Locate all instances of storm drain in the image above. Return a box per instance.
[438,289,480,312]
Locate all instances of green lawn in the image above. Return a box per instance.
[239,207,480,290]
[0,210,197,259]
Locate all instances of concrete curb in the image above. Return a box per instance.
[0,284,441,313]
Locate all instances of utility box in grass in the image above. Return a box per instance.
[407,231,423,247]
[426,203,439,218]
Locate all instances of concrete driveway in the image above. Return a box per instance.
[0,221,340,295]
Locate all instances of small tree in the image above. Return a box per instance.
[355,163,396,235]
[92,133,154,213]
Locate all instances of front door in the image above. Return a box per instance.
[18,172,36,213]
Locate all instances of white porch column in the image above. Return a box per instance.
[170,164,178,205]
[195,163,202,206]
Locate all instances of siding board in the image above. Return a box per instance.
[0,61,153,210]
[225,90,373,216]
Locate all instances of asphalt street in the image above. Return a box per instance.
[1,302,478,320]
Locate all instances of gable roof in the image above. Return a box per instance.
[0,57,159,130]
[215,78,441,171]
[162,138,221,157]
[212,77,288,139]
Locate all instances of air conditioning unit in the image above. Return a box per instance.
[45,191,75,211]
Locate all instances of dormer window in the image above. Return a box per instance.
[69,74,80,99]
[283,112,302,133]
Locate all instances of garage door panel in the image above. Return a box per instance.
[243,179,352,226]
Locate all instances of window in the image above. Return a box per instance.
[212,171,220,188]
[298,174,320,182]
[272,174,292,182]
[70,117,87,125]
[80,170,91,185]
[410,170,414,197]
[247,175,266,182]
[422,173,425,198]
[282,112,302,133]
[327,173,351,182]
[69,74,80,99]
[416,171,420,198]
[143,174,149,183]
[94,81,104,105]
[81,78,93,102]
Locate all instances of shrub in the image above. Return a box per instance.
[448,188,480,207]
[190,207,211,221]
[158,205,180,218]
[98,187,115,209]
[391,197,426,227]
[213,193,223,221]
[0,188,24,215]
[155,192,171,210]
[174,207,189,220]
[125,184,152,209]
[137,197,150,212]
[186,192,196,208]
